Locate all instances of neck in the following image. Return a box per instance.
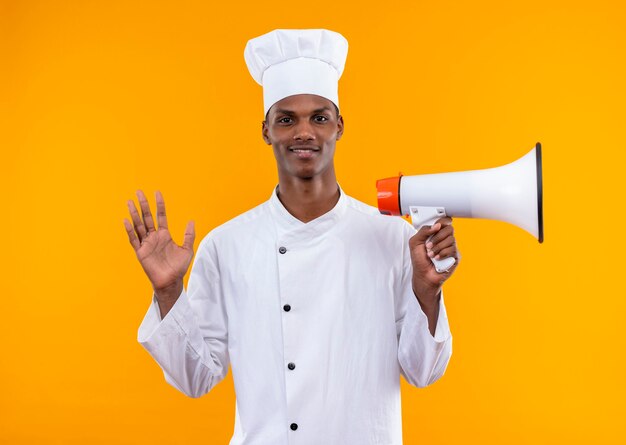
[276,173,340,223]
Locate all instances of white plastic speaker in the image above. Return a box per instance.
[377,143,544,272]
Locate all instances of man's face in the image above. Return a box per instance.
[262,94,344,181]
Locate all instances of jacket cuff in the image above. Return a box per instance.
[137,289,191,344]
[407,289,452,347]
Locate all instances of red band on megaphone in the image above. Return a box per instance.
[376,176,402,216]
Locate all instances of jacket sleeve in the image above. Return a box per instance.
[137,236,229,398]
[395,222,453,388]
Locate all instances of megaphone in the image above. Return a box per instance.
[376,142,543,273]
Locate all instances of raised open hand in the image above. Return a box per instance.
[123,190,195,302]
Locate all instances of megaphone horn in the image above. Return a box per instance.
[376,143,544,273]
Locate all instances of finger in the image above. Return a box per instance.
[435,246,458,260]
[427,225,454,248]
[411,223,441,245]
[127,199,148,241]
[183,220,195,250]
[123,218,141,251]
[136,189,156,233]
[155,190,168,230]
[430,236,454,256]
[435,216,453,227]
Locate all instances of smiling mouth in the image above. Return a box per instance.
[289,147,320,153]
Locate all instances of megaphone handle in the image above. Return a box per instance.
[409,206,456,274]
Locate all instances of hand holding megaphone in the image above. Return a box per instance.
[408,216,460,286]
[377,143,544,273]
[410,207,458,273]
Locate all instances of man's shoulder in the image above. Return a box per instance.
[197,200,271,249]
[343,194,380,217]
[343,193,414,233]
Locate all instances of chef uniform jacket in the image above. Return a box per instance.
[137,186,453,445]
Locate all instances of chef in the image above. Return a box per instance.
[125,28,460,445]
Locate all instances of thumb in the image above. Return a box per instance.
[183,220,195,250]
[411,223,441,245]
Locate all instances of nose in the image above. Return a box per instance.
[293,120,315,141]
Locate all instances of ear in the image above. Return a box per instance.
[336,115,344,141]
[262,120,272,145]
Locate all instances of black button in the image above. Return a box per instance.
[279,246,287,254]
[287,362,296,370]
[290,423,298,431]
[283,304,291,312]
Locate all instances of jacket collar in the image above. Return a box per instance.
[268,184,348,241]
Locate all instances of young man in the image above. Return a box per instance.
[125,29,459,444]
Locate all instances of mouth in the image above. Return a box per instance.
[289,146,320,153]
[288,146,320,159]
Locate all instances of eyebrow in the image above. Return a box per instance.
[274,107,333,116]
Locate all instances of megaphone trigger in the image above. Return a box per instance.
[409,206,456,274]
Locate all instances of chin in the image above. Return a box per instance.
[289,167,318,179]
[295,173,316,180]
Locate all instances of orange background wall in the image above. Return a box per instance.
[2,0,625,443]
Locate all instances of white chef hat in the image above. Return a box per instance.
[244,29,349,116]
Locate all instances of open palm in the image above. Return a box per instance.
[124,190,195,294]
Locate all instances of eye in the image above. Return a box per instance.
[314,115,329,122]
[277,117,292,124]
